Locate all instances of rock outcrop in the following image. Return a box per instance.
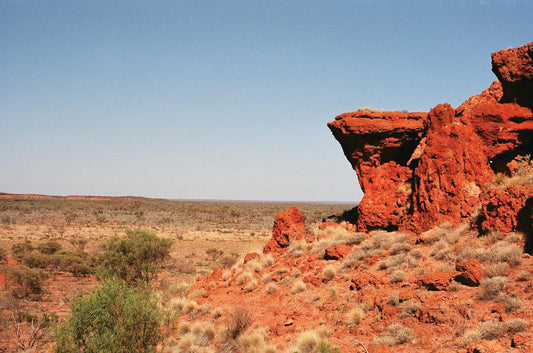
[329,42,533,237]
[263,206,310,256]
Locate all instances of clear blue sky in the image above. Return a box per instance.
[1,0,532,202]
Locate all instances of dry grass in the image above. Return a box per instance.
[374,323,414,346]
[477,277,508,300]
[291,279,307,294]
[322,265,336,282]
[345,307,364,326]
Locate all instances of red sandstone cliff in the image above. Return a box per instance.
[328,42,533,236]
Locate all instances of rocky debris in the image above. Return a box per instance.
[324,244,352,260]
[263,206,309,256]
[419,271,461,291]
[244,252,260,263]
[329,42,533,236]
[455,258,483,286]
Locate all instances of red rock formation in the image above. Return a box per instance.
[324,244,352,260]
[329,42,533,236]
[455,258,483,287]
[263,206,309,256]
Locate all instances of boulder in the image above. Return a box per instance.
[263,206,308,256]
[455,258,483,286]
[324,244,352,260]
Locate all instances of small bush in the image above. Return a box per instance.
[235,271,253,285]
[265,283,278,294]
[400,299,420,318]
[322,265,336,282]
[291,280,307,293]
[97,229,172,283]
[8,266,46,298]
[54,279,162,353]
[220,255,238,269]
[390,269,405,283]
[0,247,7,263]
[346,307,364,326]
[477,276,507,300]
[483,263,509,278]
[517,270,531,281]
[218,307,253,352]
[477,320,507,340]
[296,327,330,353]
[374,323,414,346]
[21,253,51,269]
[12,241,34,260]
[38,241,62,255]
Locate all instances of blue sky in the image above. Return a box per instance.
[1,0,532,202]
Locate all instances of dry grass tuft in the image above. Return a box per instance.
[291,279,307,294]
[322,265,336,282]
[374,323,414,346]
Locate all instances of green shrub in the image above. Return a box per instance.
[22,252,51,269]
[12,241,34,260]
[97,229,171,283]
[0,247,7,263]
[54,279,162,353]
[8,266,46,298]
[38,241,63,255]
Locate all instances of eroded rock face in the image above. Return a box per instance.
[329,42,533,235]
[263,206,309,256]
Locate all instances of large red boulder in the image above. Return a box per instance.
[329,42,533,236]
[263,206,309,256]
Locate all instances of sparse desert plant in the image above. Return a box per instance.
[260,253,274,267]
[516,270,531,281]
[4,311,55,352]
[8,266,46,298]
[54,279,162,353]
[322,265,336,282]
[97,229,172,283]
[218,307,252,353]
[291,279,307,293]
[12,241,34,260]
[506,318,528,332]
[295,327,329,353]
[476,320,507,340]
[499,293,522,313]
[346,307,364,326]
[388,292,400,306]
[37,240,62,255]
[265,283,278,294]
[374,323,414,346]
[206,247,224,262]
[431,240,453,260]
[474,241,522,267]
[390,269,405,283]
[235,271,253,285]
[400,299,420,318]
[236,328,277,353]
[288,240,310,257]
[0,247,7,263]
[482,263,509,277]
[245,259,263,273]
[245,279,257,292]
[220,255,238,269]
[477,276,507,300]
